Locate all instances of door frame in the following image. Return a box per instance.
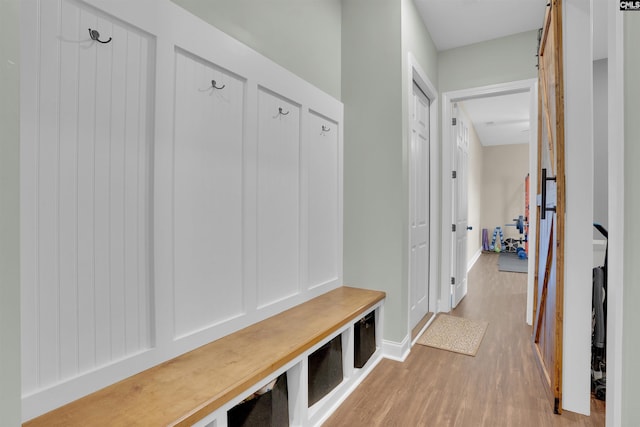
[406,53,439,338]
[606,3,623,425]
[441,78,538,319]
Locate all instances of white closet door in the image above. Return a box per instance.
[256,89,301,308]
[306,112,339,288]
[173,50,245,338]
[21,0,153,393]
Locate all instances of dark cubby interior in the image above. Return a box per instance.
[308,335,343,407]
[354,311,376,368]
[227,373,289,427]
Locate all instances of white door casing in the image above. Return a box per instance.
[452,104,469,309]
[409,81,430,329]
[440,79,537,315]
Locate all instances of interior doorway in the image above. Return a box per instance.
[441,79,538,324]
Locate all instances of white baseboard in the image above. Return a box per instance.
[381,335,410,362]
[467,247,482,272]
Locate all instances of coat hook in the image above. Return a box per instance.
[88,28,112,44]
[211,80,226,90]
[321,125,330,132]
[278,107,289,116]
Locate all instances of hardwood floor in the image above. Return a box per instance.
[324,254,605,427]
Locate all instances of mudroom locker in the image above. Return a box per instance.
[20,0,344,421]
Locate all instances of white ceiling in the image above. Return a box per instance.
[414,0,545,52]
[414,0,607,59]
[460,92,530,146]
[414,0,608,146]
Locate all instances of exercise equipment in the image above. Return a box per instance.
[503,174,531,255]
[486,175,531,255]
[489,227,504,252]
[504,215,528,257]
[592,223,608,401]
[482,228,490,251]
[525,174,530,254]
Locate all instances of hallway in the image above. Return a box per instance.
[324,254,605,426]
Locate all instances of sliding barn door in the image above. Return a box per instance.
[533,0,565,414]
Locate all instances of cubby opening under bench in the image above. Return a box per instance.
[24,286,385,427]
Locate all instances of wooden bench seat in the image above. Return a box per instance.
[24,286,385,427]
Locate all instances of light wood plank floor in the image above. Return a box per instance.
[324,253,605,427]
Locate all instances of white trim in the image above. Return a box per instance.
[441,79,538,316]
[467,247,482,272]
[527,83,539,326]
[382,335,411,362]
[410,314,437,347]
[562,0,594,414]
[407,52,439,335]
[607,2,623,426]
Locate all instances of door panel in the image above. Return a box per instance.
[533,0,565,413]
[410,82,430,329]
[452,106,469,308]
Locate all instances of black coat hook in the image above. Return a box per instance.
[321,125,330,132]
[211,80,226,90]
[88,28,112,44]
[278,107,289,116]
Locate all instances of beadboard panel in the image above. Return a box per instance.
[306,111,340,289]
[256,88,301,308]
[21,0,154,395]
[21,0,343,420]
[172,48,245,339]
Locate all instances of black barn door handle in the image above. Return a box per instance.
[541,168,557,220]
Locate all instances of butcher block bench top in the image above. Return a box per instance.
[24,286,385,427]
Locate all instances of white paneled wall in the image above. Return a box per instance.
[20,0,343,420]
[257,89,301,308]
[307,112,340,288]
[21,0,153,396]
[173,49,245,338]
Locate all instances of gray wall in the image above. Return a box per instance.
[401,0,439,321]
[170,0,342,99]
[342,0,405,342]
[401,0,438,84]
[0,0,21,425]
[623,12,640,426]
[438,30,538,94]
[593,59,608,235]
[481,144,529,242]
[342,0,439,344]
